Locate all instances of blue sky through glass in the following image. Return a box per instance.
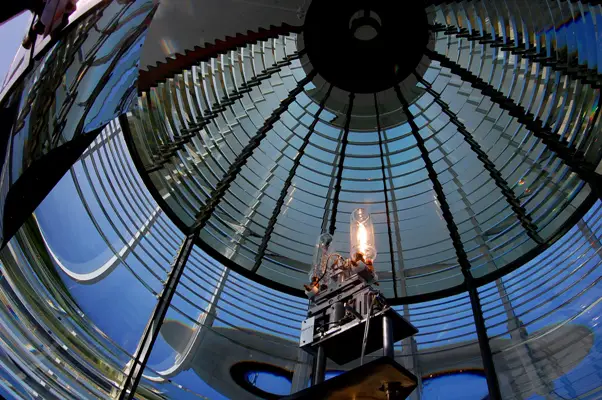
[0,13,29,84]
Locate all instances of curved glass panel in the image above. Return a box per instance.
[125,0,599,299]
[0,1,600,400]
[480,200,602,399]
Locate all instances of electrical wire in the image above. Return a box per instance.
[316,253,344,284]
[360,293,376,365]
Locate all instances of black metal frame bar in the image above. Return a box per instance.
[312,345,327,386]
[429,21,602,88]
[374,94,399,298]
[146,49,307,173]
[117,233,196,400]
[320,134,344,234]
[424,48,602,193]
[192,71,316,233]
[415,73,544,245]
[394,85,471,270]
[328,92,355,236]
[395,85,502,400]
[252,85,334,272]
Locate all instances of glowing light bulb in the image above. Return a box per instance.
[358,222,368,254]
[350,208,376,261]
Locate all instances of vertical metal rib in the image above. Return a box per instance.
[118,234,195,400]
[375,94,399,297]
[146,49,308,173]
[395,85,502,400]
[415,73,544,245]
[320,135,343,234]
[394,85,471,270]
[328,92,355,236]
[424,48,602,192]
[192,71,316,232]
[252,85,334,273]
[466,281,503,400]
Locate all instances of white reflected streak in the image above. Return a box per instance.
[35,206,162,284]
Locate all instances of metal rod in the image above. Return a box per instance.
[320,134,343,234]
[375,94,399,297]
[328,92,355,236]
[118,234,196,400]
[383,314,394,359]
[430,21,602,90]
[312,345,327,386]
[415,73,544,245]
[396,86,502,400]
[464,271,503,400]
[394,86,471,270]
[192,71,316,233]
[146,50,308,172]
[252,85,333,272]
[424,47,602,194]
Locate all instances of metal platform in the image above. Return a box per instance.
[282,356,418,400]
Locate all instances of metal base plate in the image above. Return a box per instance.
[282,356,418,400]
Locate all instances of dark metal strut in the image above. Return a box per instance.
[146,49,307,173]
[415,73,544,245]
[429,22,602,88]
[252,85,334,273]
[118,234,196,400]
[431,21,602,172]
[375,94,399,297]
[395,85,502,400]
[192,71,316,234]
[328,92,355,236]
[424,48,602,195]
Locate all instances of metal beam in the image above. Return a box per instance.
[424,48,602,195]
[430,20,602,168]
[192,71,316,233]
[395,85,502,400]
[252,85,333,272]
[375,94,399,298]
[320,135,343,234]
[328,92,355,236]
[146,49,307,173]
[150,165,274,380]
[395,86,471,270]
[379,128,408,298]
[415,73,544,245]
[429,21,602,89]
[432,130,551,399]
[117,233,196,400]
[464,276,503,400]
